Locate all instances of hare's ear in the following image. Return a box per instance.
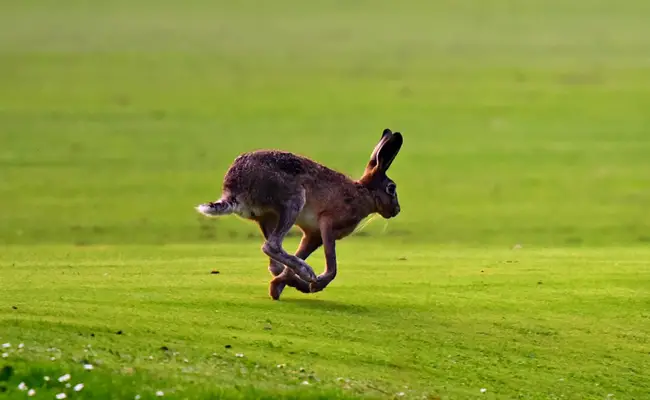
[375,131,403,172]
[367,129,394,170]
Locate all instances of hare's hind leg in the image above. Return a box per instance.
[261,196,318,285]
[257,215,283,274]
[257,216,310,299]
[268,232,322,299]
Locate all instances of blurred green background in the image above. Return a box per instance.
[2,0,649,246]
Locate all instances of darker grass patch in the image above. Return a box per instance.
[0,358,370,400]
[279,298,371,315]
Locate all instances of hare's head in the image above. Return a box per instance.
[360,129,404,219]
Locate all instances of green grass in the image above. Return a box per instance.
[1,0,650,398]
[2,244,649,399]
[2,0,650,246]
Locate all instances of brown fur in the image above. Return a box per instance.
[196,128,404,300]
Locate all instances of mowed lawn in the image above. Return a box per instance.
[2,244,650,399]
[1,0,650,399]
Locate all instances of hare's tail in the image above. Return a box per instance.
[195,198,236,217]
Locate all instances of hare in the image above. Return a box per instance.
[195,128,403,300]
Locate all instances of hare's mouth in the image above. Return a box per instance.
[382,208,400,219]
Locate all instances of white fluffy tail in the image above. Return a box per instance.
[195,199,235,217]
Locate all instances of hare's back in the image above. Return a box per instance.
[222,150,318,209]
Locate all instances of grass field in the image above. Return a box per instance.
[2,245,649,399]
[1,0,650,399]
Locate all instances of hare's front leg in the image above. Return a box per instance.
[261,196,318,284]
[309,218,338,293]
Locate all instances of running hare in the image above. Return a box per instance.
[195,128,403,300]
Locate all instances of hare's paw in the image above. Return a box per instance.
[309,273,336,293]
[309,281,320,293]
[269,277,287,300]
[309,278,326,293]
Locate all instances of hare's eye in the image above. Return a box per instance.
[386,183,396,196]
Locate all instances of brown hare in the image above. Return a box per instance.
[195,128,403,300]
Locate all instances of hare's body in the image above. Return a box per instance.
[196,129,404,300]
[220,150,375,238]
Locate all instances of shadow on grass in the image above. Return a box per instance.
[279,298,371,314]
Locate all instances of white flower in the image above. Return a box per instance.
[74,383,84,392]
[18,343,24,349]
[83,364,94,370]
[50,356,56,361]
[480,388,487,393]
[28,389,36,396]
[276,364,285,368]
[397,392,405,397]
[1,343,10,348]
[235,353,244,358]
[58,373,71,382]
[135,396,141,400]
[65,383,71,388]
[156,390,164,396]
[1,353,7,358]
[44,376,51,381]
[18,382,27,391]
[56,394,67,400]
[301,381,309,385]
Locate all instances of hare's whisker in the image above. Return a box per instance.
[381,219,389,234]
[352,213,380,236]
